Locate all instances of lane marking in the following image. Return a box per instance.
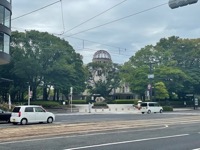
[0,125,168,145]
[64,134,189,150]
[192,148,200,150]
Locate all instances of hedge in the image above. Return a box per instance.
[112,99,139,104]
[27,101,60,108]
[163,106,173,111]
[92,102,108,108]
[70,100,87,104]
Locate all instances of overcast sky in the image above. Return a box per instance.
[11,0,200,64]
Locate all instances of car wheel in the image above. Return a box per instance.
[20,118,28,125]
[141,112,144,114]
[47,117,53,123]
[160,109,163,113]
[147,110,151,114]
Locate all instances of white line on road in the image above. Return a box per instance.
[192,148,200,150]
[64,134,189,150]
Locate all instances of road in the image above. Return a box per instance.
[0,112,200,150]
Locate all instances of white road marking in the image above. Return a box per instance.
[64,134,189,150]
[0,125,168,145]
[192,148,200,150]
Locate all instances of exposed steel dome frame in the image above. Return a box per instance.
[92,50,112,62]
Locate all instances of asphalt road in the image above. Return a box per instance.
[0,112,200,150]
[0,122,200,150]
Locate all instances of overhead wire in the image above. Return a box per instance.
[12,0,61,21]
[65,2,168,37]
[62,0,128,34]
[11,1,168,61]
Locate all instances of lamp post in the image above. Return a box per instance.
[70,87,73,113]
[145,56,158,101]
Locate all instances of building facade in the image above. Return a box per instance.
[84,50,134,100]
[0,0,11,64]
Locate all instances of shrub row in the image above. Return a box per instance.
[162,106,173,111]
[92,102,108,108]
[69,100,87,104]
[28,101,60,108]
[110,99,139,104]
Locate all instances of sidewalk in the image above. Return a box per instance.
[49,105,200,115]
[75,104,140,114]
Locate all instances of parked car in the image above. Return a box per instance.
[10,105,55,125]
[0,109,11,122]
[140,102,163,114]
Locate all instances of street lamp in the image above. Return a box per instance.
[145,56,158,101]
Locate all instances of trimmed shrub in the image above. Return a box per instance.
[71,100,87,104]
[163,106,173,111]
[28,100,60,108]
[92,102,108,108]
[114,99,135,104]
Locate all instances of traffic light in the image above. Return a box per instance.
[168,0,198,9]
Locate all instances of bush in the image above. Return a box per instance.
[114,99,136,104]
[0,103,15,111]
[163,106,173,111]
[28,100,60,108]
[71,100,87,104]
[92,102,108,108]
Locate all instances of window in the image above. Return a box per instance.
[141,103,147,107]
[0,6,11,28]
[12,107,21,112]
[0,6,3,25]
[4,33,10,53]
[0,32,10,53]
[97,70,102,76]
[25,107,34,112]
[149,103,155,107]
[4,8,11,28]
[35,107,45,112]
[0,33,3,51]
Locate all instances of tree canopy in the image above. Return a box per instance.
[0,30,87,102]
[121,36,200,100]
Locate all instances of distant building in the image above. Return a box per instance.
[83,50,134,100]
[0,0,12,64]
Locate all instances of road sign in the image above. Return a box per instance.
[148,74,154,79]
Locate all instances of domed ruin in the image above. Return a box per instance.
[92,50,112,63]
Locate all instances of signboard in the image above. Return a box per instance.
[148,74,154,79]
[147,84,151,90]
[195,98,198,106]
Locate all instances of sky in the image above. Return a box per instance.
[11,0,200,64]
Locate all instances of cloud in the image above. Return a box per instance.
[11,0,200,64]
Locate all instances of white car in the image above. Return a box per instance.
[10,105,55,125]
[140,102,163,114]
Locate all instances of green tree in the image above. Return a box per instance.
[155,82,169,100]
[5,30,86,101]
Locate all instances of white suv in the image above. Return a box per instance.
[140,102,163,114]
[10,105,55,125]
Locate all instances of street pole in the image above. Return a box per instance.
[147,63,155,101]
[70,87,73,113]
[28,85,30,105]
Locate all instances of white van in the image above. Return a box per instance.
[10,105,55,125]
[140,102,163,114]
